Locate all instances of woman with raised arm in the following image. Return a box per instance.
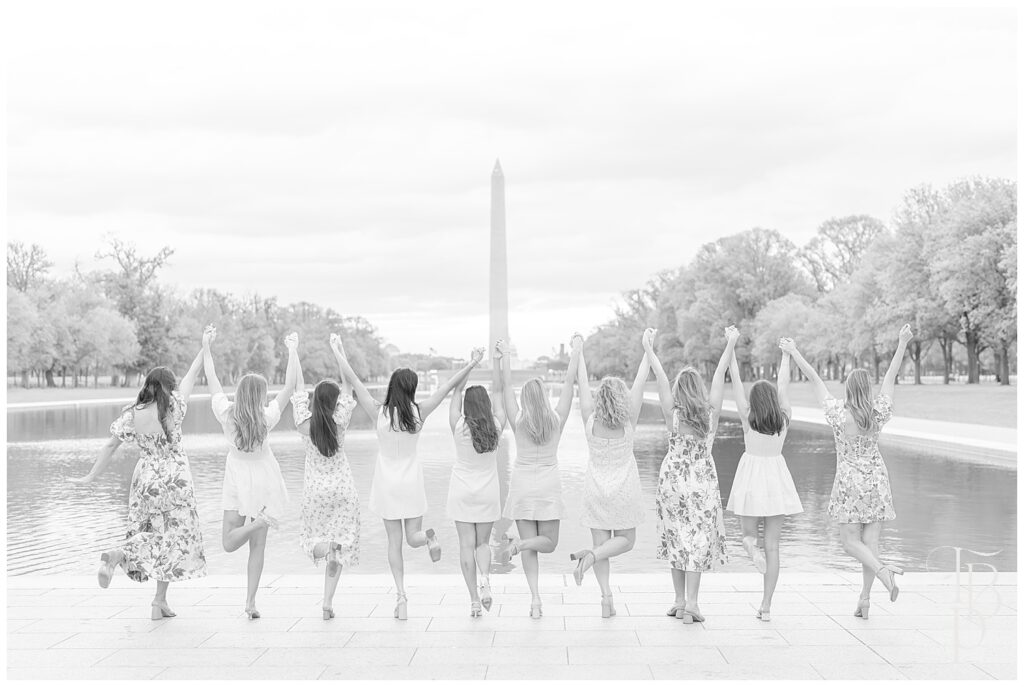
[780,324,913,618]
[206,327,299,619]
[569,332,648,618]
[725,343,803,622]
[496,336,581,619]
[645,325,737,624]
[445,341,508,617]
[291,336,361,620]
[333,335,484,620]
[69,328,210,619]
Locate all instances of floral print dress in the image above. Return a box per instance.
[656,409,727,572]
[109,391,207,583]
[823,394,896,523]
[292,391,361,568]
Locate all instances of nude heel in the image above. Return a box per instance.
[425,529,441,563]
[150,602,175,620]
[854,597,870,619]
[570,550,594,586]
[601,594,616,618]
[876,565,901,602]
[394,593,408,620]
[530,601,542,619]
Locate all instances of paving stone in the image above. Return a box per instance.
[775,629,863,645]
[319,665,487,680]
[200,630,355,648]
[155,665,326,680]
[973,662,1016,679]
[636,628,787,646]
[848,628,944,646]
[290,617,431,632]
[486,664,654,680]
[811,662,908,679]
[345,630,494,647]
[412,646,568,665]
[5,632,77,649]
[55,631,217,649]
[7,648,118,668]
[568,646,726,665]
[493,629,640,647]
[253,647,415,666]
[96,647,266,667]
[426,616,564,631]
[6,666,164,680]
[718,644,887,664]
[895,662,995,680]
[649,663,821,680]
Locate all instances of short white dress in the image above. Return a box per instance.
[726,426,803,517]
[212,392,289,520]
[502,425,567,521]
[292,391,361,568]
[580,416,645,530]
[368,407,427,520]
[446,416,501,523]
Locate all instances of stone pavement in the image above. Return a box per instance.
[6,572,1016,680]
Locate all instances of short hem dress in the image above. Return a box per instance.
[502,425,567,522]
[580,416,645,531]
[726,427,804,517]
[445,416,502,524]
[368,406,428,521]
[823,394,896,524]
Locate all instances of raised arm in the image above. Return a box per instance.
[554,336,582,427]
[178,329,211,402]
[68,435,123,484]
[779,338,830,404]
[576,337,594,423]
[709,326,740,419]
[449,370,467,431]
[777,351,793,417]
[271,333,299,414]
[728,350,749,431]
[881,324,913,399]
[202,327,224,396]
[642,327,675,426]
[419,348,485,421]
[294,346,306,395]
[331,334,378,420]
[490,342,508,430]
[498,339,519,431]
[628,331,653,427]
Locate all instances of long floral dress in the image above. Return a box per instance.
[823,394,896,523]
[292,391,361,568]
[109,391,207,583]
[655,409,727,572]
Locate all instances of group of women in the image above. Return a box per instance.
[71,320,915,626]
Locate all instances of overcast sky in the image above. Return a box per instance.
[6,1,1017,359]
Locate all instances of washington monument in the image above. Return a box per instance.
[489,160,515,366]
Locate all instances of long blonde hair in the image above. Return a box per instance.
[672,367,712,438]
[594,376,629,430]
[518,377,560,445]
[231,374,269,452]
[844,368,877,433]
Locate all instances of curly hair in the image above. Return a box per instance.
[672,367,712,438]
[594,376,630,430]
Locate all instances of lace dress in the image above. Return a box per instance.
[580,416,644,530]
[823,394,896,523]
[655,409,727,572]
[292,391,361,567]
[109,391,207,583]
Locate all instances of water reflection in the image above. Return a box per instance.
[6,399,1017,575]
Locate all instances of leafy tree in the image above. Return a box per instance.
[800,215,887,293]
[7,242,53,292]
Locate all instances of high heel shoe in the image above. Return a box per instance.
[742,536,767,574]
[325,542,342,577]
[854,597,870,619]
[97,549,123,589]
[601,594,616,618]
[666,604,685,617]
[497,535,520,564]
[322,607,335,620]
[570,550,594,586]
[245,606,261,619]
[530,601,542,619]
[394,593,408,620]
[470,601,482,618]
[425,529,442,563]
[150,601,176,620]
[755,607,771,622]
[876,565,902,602]
[256,507,279,530]
[680,606,705,624]
[479,578,493,612]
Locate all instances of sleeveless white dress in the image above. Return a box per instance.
[580,416,644,530]
[368,407,427,520]
[502,425,567,521]
[726,426,803,517]
[446,416,501,523]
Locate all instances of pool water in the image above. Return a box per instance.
[6,398,1016,576]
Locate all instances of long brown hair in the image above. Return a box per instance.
[231,374,269,452]
[845,369,877,433]
[310,380,341,457]
[672,367,712,438]
[748,380,788,435]
[463,385,500,453]
[132,367,177,441]
[383,368,421,433]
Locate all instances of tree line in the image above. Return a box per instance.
[7,239,390,388]
[583,177,1017,386]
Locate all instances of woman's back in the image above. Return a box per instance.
[377,407,421,459]
[743,426,787,457]
[212,392,281,460]
[513,423,560,465]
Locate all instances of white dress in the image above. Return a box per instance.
[446,416,501,523]
[580,416,645,530]
[212,392,289,520]
[502,425,567,521]
[726,426,803,517]
[368,407,427,520]
[292,391,361,568]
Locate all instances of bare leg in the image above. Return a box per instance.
[383,519,406,597]
[323,560,342,611]
[403,516,428,548]
[455,521,480,603]
[474,522,494,579]
[516,518,559,554]
[516,520,541,603]
[762,515,784,612]
[153,580,170,604]
[670,567,686,608]
[838,523,888,585]
[222,510,266,553]
[589,529,613,597]
[860,521,883,599]
[246,523,268,611]
[684,571,703,615]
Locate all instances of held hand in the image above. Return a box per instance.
[494,339,505,358]
[898,323,914,345]
[642,327,657,352]
[470,347,485,365]
[778,337,797,355]
[330,333,346,359]
[284,332,299,352]
[202,324,217,348]
[571,333,584,353]
[725,325,740,345]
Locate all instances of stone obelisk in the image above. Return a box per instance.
[489,160,510,360]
